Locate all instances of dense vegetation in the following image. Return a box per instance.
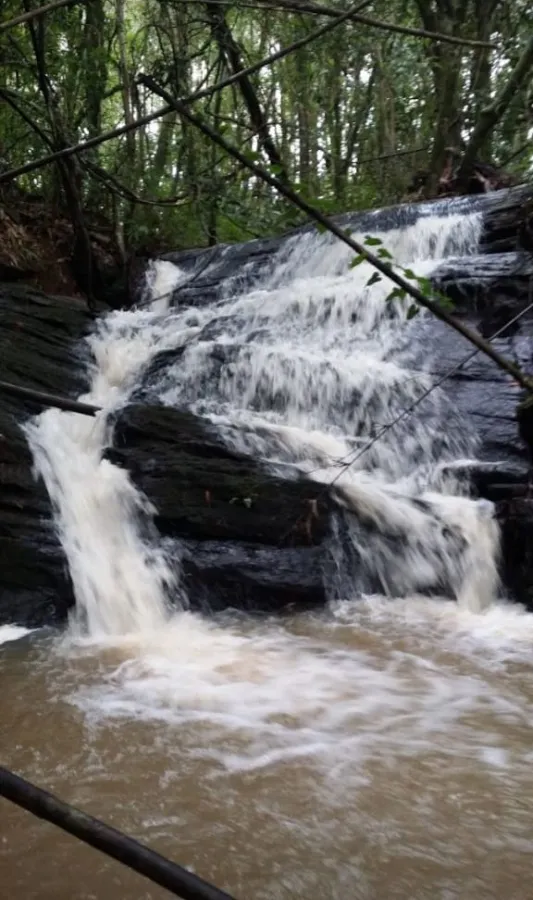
[1,0,532,263]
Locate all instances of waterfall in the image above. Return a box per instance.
[25,204,500,638]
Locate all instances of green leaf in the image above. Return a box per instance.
[377,247,393,259]
[349,254,365,268]
[364,235,383,246]
[436,292,455,311]
[315,222,328,234]
[415,276,432,294]
[402,268,416,279]
[407,304,419,320]
[386,287,407,302]
[366,271,382,287]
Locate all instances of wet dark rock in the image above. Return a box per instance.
[0,418,73,627]
[415,311,533,473]
[0,284,91,627]
[107,403,335,612]
[180,541,326,613]
[109,403,333,546]
[496,397,533,607]
[155,185,533,309]
[433,252,533,319]
[497,498,533,608]
[151,189,533,608]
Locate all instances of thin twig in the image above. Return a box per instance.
[327,298,533,488]
[82,159,189,206]
[499,141,532,169]
[357,145,429,165]
[279,296,533,543]
[0,88,54,150]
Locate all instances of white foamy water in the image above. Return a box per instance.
[0,624,34,645]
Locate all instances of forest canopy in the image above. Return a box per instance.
[1,0,532,257]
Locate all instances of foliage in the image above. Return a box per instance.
[1,0,532,254]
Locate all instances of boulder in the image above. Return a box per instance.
[106,403,335,613]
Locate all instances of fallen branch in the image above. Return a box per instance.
[0,766,236,900]
[140,74,533,394]
[0,379,99,416]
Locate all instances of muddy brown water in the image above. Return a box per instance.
[2,597,533,900]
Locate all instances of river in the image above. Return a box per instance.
[2,599,533,899]
[2,201,533,898]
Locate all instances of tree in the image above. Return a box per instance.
[0,0,531,265]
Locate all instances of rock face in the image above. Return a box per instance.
[1,185,533,626]
[0,285,91,625]
[144,185,533,609]
[107,404,334,613]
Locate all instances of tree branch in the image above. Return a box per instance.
[0,0,86,33]
[0,88,54,151]
[0,0,370,184]
[206,0,287,179]
[82,158,190,206]
[176,0,495,47]
[459,34,533,176]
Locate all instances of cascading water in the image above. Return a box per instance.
[25,206,500,638]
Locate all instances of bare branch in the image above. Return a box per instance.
[358,145,429,165]
[0,108,169,185]
[172,0,496,47]
[0,88,54,150]
[0,0,86,33]
[206,0,287,180]
[82,158,193,206]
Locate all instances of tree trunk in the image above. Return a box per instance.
[205,1,287,181]
[459,34,533,179]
